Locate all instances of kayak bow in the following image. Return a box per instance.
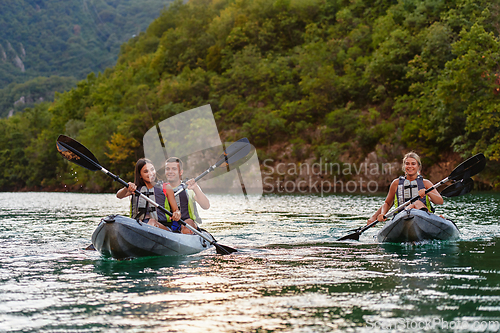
[377,209,459,243]
[92,215,215,259]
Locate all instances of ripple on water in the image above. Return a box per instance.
[0,192,499,332]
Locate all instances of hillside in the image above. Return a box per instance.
[1,0,499,192]
[0,0,173,117]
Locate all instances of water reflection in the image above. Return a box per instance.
[0,192,500,332]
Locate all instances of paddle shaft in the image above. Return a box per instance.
[173,163,216,196]
[338,179,448,240]
[382,176,449,219]
[173,140,249,196]
[382,153,485,220]
[97,165,219,244]
[58,141,224,250]
[337,153,486,241]
[56,135,236,254]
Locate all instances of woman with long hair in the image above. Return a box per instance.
[116,158,181,230]
[367,152,443,224]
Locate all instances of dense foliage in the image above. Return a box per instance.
[1,0,500,191]
[0,76,77,117]
[0,0,173,85]
[0,0,173,115]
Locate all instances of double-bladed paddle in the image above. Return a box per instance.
[337,153,486,241]
[441,177,474,198]
[56,135,237,255]
[173,138,253,196]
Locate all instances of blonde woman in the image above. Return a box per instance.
[367,152,443,224]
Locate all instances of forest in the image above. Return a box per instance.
[1,0,499,192]
[0,0,172,117]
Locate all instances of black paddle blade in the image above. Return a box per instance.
[449,153,486,181]
[217,138,252,168]
[337,232,360,241]
[156,139,254,183]
[56,135,102,171]
[337,221,378,241]
[215,243,238,255]
[441,178,474,197]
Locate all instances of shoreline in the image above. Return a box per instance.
[6,184,493,195]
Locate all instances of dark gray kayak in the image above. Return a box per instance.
[377,209,460,243]
[91,215,214,259]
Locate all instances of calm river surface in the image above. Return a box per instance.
[0,192,499,332]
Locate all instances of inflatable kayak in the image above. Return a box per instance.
[91,215,215,259]
[377,209,460,243]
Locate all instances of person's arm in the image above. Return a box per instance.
[186,178,210,209]
[421,179,444,205]
[367,206,382,224]
[367,180,397,224]
[164,184,181,221]
[375,179,398,222]
[117,182,136,199]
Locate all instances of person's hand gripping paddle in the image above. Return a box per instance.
[56,135,237,255]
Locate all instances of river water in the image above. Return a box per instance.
[0,192,499,332]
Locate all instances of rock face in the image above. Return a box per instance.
[1,41,26,71]
[14,96,26,106]
[0,44,6,61]
[19,42,26,58]
[13,55,25,72]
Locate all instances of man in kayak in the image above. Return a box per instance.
[163,157,210,234]
[116,158,181,230]
[367,152,443,224]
